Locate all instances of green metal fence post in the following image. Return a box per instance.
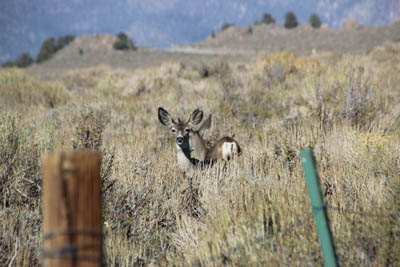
[300,147,338,267]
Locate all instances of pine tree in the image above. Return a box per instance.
[36,37,57,63]
[284,12,298,29]
[15,52,34,68]
[262,13,275,24]
[309,13,322,29]
[113,32,136,50]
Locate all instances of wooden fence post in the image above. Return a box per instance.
[42,151,102,267]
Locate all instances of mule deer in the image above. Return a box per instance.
[158,107,241,169]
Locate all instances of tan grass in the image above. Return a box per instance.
[1,47,400,266]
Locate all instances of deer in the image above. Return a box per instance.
[158,107,241,169]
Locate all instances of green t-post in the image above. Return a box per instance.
[300,147,338,267]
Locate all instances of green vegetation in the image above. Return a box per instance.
[285,11,298,29]
[113,32,136,51]
[309,13,322,29]
[36,37,57,63]
[56,34,75,50]
[0,42,400,266]
[2,52,34,68]
[261,12,276,24]
[36,35,75,63]
[221,23,235,32]
[254,12,275,25]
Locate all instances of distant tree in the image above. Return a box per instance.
[211,31,216,38]
[247,26,253,34]
[36,34,75,63]
[284,11,298,29]
[14,52,34,68]
[113,32,136,51]
[221,23,234,32]
[36,37,57,63]
[113,39,128,50]
[113,32,129,50]
[56,35,75,50]
[117,32,128,42]
[2,52,34,68]
[309,13,322,29]
[2,60,16,68]
[262,13,275,24]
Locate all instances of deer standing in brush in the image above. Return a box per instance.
[158,107,241,169]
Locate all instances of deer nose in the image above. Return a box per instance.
[176,136,184,145]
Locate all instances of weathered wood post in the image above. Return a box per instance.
[42,151,102,266]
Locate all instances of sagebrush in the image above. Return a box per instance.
[1,43,400,266]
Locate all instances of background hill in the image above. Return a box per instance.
[1,0,400,64]
[191,21,400,55]
[26,21,400,79]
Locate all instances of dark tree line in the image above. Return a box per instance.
[2,34,75,68]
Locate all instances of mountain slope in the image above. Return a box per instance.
[1,0,399,64]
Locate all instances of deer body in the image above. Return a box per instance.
[189,116,241,161]
[158,107,241,169]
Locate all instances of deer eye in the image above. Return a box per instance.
[171,128,177,133]
[184,128,190,133]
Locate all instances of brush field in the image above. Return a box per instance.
[1,41,400,266]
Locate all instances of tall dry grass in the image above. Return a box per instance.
[1,43,400,266]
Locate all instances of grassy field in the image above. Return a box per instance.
[1,41,400,266]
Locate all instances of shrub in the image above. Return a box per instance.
[36,35,75,63]
[0,68,70,109]
[56,34,75,50]
[36,37,57,63]
[113,39,128,50]
[309,13,322,29]
[71,107,115,207]
[284,11,298,29]
[0,113,43,209]
[262,13,276,24]
[113,32,136,51]
[2,61,16,68]
[221,23,234,32]
[72,108,109,151]
[2,52,34,68]
[14,52,34,68]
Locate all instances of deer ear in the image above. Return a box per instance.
[158,107,175,127]
[198,115,211,137]
[188,108,203,126]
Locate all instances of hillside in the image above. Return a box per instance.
[26,34,249,79]
[26,21,400,79]
[176,20,400,55]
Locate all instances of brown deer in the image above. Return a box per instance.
[158,107,241,169]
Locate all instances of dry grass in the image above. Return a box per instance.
[1,42,400,266]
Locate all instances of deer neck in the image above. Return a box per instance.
[189,131,208,161]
